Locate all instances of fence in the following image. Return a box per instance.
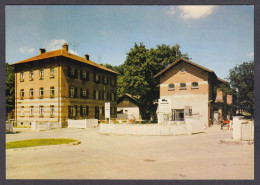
[68,119,98,128]
[31,121,61,131]
[233,116,254,141]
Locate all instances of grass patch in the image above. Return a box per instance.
[6,138,78,149]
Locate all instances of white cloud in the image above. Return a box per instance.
[248,52,254,57]
[178,6,216,20]
[68,49,79,56]
[165,6,175,16]
[18,47,35,54]
[28,48,34,53]
[45,39,67,51]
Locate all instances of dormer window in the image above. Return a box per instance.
[180,83,186,90]
[192,82,199,89]
[168,84,175,91]
[29,70,34,80]
[50,67,55,78]
[181,68,186,72]
[39,69,44,79]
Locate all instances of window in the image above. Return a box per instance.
[21,106,24,116]
[168,84,175,91]
[111,78,115,86]
[50,87,55,98]
[104,76,107,84]
[171,109,184,121]
[20,72,24,81]
[39,69,44,79]
[70,87,75,98]
[81,106,88,116]
[20,89,24,99]
[50,105,54,117]
[39,105,44,117]
[111,93,114,101]
[82,89,87,97]
[69,105,77,117]
[180,83,186,90]
[181,68,186,72]
[30,106,34,117]
[82,71,86,79]
[29,88,34,99]
[50,67,55,78]
[95,91,99,100]
[39,88,44,98]
[70,68,75,76]
[192,82,199,89]
[29,70,34,80]
[95,74,99,82]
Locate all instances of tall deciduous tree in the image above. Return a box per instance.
[228,61,254,118]
[6,62,15,114]
[120,42,190,120]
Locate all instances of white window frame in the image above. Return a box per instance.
[82,71,87,79]
[50,105,54,117]
[70,87,75,98]
[50,87,55,97]
[29,70,34,80]
[30,106,34,116]
[95,74,99,81]
[39,88,44,98]
[39,105,44,116]
[82,106,87,116]
[192,82,199,89]
[82,89,87,97]
[40,69,44,79]
[20,89,24,98]
[20,72,24,81]
[30,88,34,98]
[95,91,99,100]
[21,106,24,116]
[70,106,75,116]
[50,67,55,77]
[168,84,175,91]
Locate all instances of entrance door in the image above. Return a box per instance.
[213,111,218,124]
[95,106,99,120]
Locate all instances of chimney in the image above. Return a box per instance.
[39,48,46,54]
[85,54,89,60]
[63,43,68,52]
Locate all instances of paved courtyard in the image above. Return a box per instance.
[6,125,254,179]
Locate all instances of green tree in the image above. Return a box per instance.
[120,42,190,120]
[228,61,254,118]
[6,62,15,114]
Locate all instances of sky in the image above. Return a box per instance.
[6,5,254,79]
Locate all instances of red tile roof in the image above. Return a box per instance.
[12,49,118,74]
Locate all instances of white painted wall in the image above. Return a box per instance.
[68,119,98,128]
[117,107,140,120]
[159,94,209,125]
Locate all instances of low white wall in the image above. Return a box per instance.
[31,121,61,131]
[100,123,192,136]
[6,121,13,133]
[68,119,98,128]
[233,116,254,141]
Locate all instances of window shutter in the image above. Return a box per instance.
[68,67,71,77]
[86,106,89,115]
[99,75,101,83]
[69,86,71,97]
[80,70,82,80]
[68,105,71,116]
[75,105,78,116]
[80,105,83,116]
[74,69,78,79]
[87,71,89,81]
[80,88,83,98]
[99,91,101,100]
[93,71,96,82]
[102,76,104,84]
[87,89,89,98]
[94,90,96,99]
[74,88,77,98]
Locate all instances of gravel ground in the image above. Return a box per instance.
[6,125,254,179]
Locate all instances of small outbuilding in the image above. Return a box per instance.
[117,94,142,120]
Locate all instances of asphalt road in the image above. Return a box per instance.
[6,125,254,179]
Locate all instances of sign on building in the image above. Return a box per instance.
[105,102,110,120]
[158,99,171,114]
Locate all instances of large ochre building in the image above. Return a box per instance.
[12,44,118,127]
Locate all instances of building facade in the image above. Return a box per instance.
[13,44,118,127]
[154,57,233,126]
[117,94,142,120]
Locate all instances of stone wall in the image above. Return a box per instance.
[68,119,98,128]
